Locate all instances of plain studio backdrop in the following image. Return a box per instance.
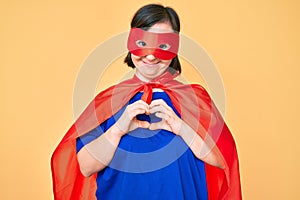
[1,0,299,199]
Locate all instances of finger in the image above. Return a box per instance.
[133,100,150,107]
[154,112,165,119]
[149,99,164,107]
[149,105,165,114]
[128,108,149,119]
[136,120,150,129]
[148,121,165,131]
[128,100,149,112]
[130,100,150,113]
[129,119,150,132]
[155,112,173,124]
[150,99,172,111]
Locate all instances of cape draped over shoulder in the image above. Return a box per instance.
[51,71,242,200]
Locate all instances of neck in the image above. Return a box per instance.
[132,69,178,84]
[135,73,152,83]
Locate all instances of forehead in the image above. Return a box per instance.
[146,22,174,33]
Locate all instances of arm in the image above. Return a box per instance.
[77,125,122,177]
[178,121,225,169]
[77,100,150,177]
[149,99,225,169]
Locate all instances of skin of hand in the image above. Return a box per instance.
[148,99,182,135]
[113,100,151,136]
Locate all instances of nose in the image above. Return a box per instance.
[145,54,156,61]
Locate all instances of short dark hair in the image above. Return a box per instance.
[124,4,181,74]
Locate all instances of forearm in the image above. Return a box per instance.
[178,121,225,169]
[77,125,123,177]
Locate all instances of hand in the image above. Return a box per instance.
[113,100,150,136]
[149,99,182,135]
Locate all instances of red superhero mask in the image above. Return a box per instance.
[127,28,179,60]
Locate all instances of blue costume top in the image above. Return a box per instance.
[76,91,208,200]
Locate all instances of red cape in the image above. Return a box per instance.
[51,71,242,200]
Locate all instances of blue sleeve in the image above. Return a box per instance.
[76,126,104,153]
[76,106,125,153]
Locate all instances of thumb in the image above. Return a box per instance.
[149,121,164,131]
[135,119,150,129]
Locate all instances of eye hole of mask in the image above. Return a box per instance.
[158,43,171,50]
[136,40,147,47]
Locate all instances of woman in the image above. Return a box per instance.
[51,4,242,200]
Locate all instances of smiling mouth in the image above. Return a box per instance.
[142,60,160,65]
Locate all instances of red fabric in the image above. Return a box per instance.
[127,28,179,60]
[51,70,242,200]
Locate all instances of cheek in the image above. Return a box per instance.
[161,60,172,66]
[131,54,140,61]
[131,54,142,66]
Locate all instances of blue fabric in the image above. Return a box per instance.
[76,92,208,200]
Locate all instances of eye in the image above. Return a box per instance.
[136,40,147,47]
[158,44,171,50]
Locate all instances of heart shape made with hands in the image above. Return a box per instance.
[136,98,179,127]
[136,112,162,123]
[136,98,174,124]
[131,98,182,135]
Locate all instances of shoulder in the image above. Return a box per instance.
[172,79,211,99]
[94,77,138,100]
[190,84,210,97]
[94,85,116,98]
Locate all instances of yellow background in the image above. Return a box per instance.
[1,0,299,199]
